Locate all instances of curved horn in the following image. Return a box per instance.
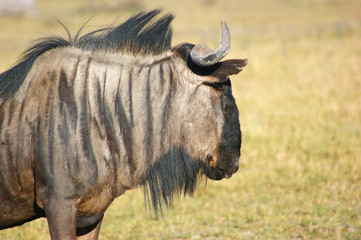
[190,21,231,67]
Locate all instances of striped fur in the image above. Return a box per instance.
[0,9,173,104]
[0,10,246,239]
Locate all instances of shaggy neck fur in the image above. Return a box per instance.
[142,148,203,214]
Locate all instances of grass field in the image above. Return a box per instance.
[1,0,361,239]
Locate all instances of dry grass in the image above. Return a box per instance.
[1,0,361,239]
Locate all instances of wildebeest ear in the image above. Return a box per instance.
[187,58,248,83]
[210,59,248,81]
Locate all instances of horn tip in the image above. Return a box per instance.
[221,20,229,29]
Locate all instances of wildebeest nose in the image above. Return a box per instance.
[234,162,239,173]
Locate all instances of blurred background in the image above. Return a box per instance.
[0,0,360,239]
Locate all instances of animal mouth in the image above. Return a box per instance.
[203,165,233,180]
[203,156,232,180]
[216,166,232,179]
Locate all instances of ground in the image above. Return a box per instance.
[0,0,360,239]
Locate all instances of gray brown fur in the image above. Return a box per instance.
[0,10,247,240]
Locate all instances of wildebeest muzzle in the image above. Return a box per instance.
[203,142,241,180]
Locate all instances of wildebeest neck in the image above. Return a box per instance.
[142,147,203,214]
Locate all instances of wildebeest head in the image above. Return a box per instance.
[172,21,247,181]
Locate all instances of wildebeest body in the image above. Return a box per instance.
[1,49,176,224]
[0,10,247,239]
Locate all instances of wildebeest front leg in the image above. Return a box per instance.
[44,197,78,240]
[76,217,103,240]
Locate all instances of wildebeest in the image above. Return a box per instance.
[0,10,247,240]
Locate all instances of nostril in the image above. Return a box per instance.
[234,162,239,173]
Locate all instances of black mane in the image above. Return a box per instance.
[0,10,174,103]
[142,148,203,215]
